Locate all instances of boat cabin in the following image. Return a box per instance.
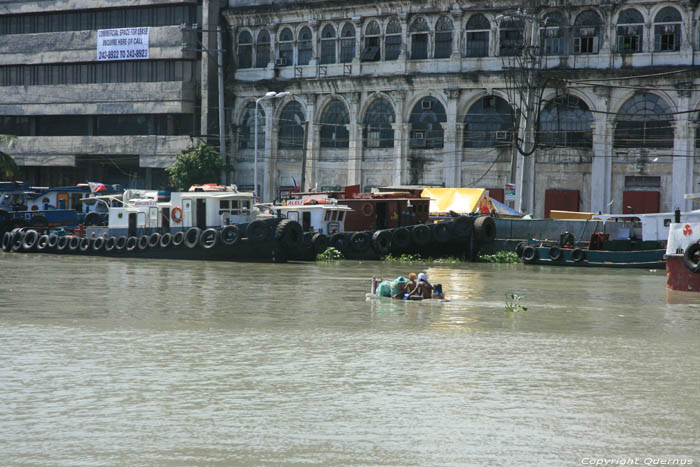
[594,211,700,243]
[105,185,259,236]
[275,196,353,234]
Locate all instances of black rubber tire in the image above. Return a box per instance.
[56,236,69,251]
[350,231,371,252]
[126,236,138,252]
[515,242,527,258]
[302,232,314,248]
[411,224,432,246]
[11,231,25,252]
[172,231,185,247]
[431,222,451,243]
[220,225,241,246]
[548,246,562,261]
[93,237,105,252]
[572,248,586,262]
[148,233,161,248]
[29,215,49,229]
[522,246,538,263]
[79,237,91,252]
[68,236,81,252]
[371,230,392,255]
[451,216,474,238]
[84,212,101,226]
[105,237,116,252]
[22,229,39,251]
[329,233,350,252]
[47,235,59,249]
[1,231,12,251]
[474,216,496,243]
[115,236,128,251]
[683,243,700,272]
[247,220,269,243]
[275,219,303,249]
[200,228,219,249]
[137,235,149,250]
[392,227,411,249]
[184,228,201,248]
[36,234,50,251]
[311,233,329,254]
[159,232,172,249]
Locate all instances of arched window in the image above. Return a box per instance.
[362,20,381,62]
[434,16,453,59]
[298,26,312,65]
[617,9,644,53]
[320,99,350,149]
[256,30,270,68]
[278,101,305,149]
[363,98,395,148]
[238,102,265,149]
[340,23,355,63]
[614,93,674,149]
[465,14,490,57]
[410,17,429,60]
[573,10,602,54]
[238,30,252,69]
[654,7,681,52]
[278,27,294,66]
[464,96,513,148]
[320,24,336,64]
[409,97,446,149]
[540,12,565,56]
[385,18,402,61]
[538,95,593,148]
[499,19,523,56]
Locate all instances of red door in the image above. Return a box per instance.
[488,188,504,203]
[544,189,580,218]
[622,191,659,214]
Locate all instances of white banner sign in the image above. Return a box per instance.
[97,27,149,61]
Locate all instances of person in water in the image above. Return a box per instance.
[416,272,434,299]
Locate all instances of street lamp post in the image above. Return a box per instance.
[254,91,290,201]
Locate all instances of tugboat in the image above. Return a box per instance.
[1,184,302,263]
[665,194,700,292]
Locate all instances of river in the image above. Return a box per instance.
[0,253,698,466]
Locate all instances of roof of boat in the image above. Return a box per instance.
[174,191,255,199]
[275,204,353,210]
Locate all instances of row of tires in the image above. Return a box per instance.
[310,215,494,256]
[516,243,587,263]
[1,219,305,255]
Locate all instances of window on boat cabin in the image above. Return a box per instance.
[331,210,338,220]
[338,211,345,221]
[241,200,250,214]
[287,211,299,222]
[219,200,229,210]
[325,210,331,221]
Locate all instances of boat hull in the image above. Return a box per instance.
[666,254,700,292]
[522,246,665,269]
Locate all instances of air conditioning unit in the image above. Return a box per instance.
[496,130,509,141]
[421,100,432,110]
[275,58,288,66]
[414,131,425,139]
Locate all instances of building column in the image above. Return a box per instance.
[391,91,406,185]
[309,20,319,66]
[399,14,408,61]
[671,89,695,212]
[347,93,362,185]
[454,122,465,186]
[303,95,318,192]
[263,101,276,202]
[444,89,460,187]
[590,118,614,214]
[352,17,362,73]
[267,26,278,69]
[450,10,462,58]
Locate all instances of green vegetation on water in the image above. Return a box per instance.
[505,293,528,312]
[479,251,521,263]
[381,253,463,264]
[316,247,344,262]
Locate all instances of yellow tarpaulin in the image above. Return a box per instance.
[421,188,485,214]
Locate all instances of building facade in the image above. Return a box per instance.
[0,0,209,189]
[224,0,700,216]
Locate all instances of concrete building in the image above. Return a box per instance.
[223,0,700,216]
[0,0,218,189]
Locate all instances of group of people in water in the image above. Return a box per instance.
[374,272,444,300]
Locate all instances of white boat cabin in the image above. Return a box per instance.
[274,195,353,235]
[594,210,700,243]
[106,185,259,235]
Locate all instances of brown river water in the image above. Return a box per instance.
[0,253,699,466]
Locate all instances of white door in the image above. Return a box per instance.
[182,198,192,227]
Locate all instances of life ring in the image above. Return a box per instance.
[171,206,183,223]
[548,246,562,261]
[683,243,700,273]
[571,248,586,262]
[362,203,374,217]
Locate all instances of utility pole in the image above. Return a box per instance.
[498,10,547,216]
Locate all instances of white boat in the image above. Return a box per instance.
[665,194,700,292]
